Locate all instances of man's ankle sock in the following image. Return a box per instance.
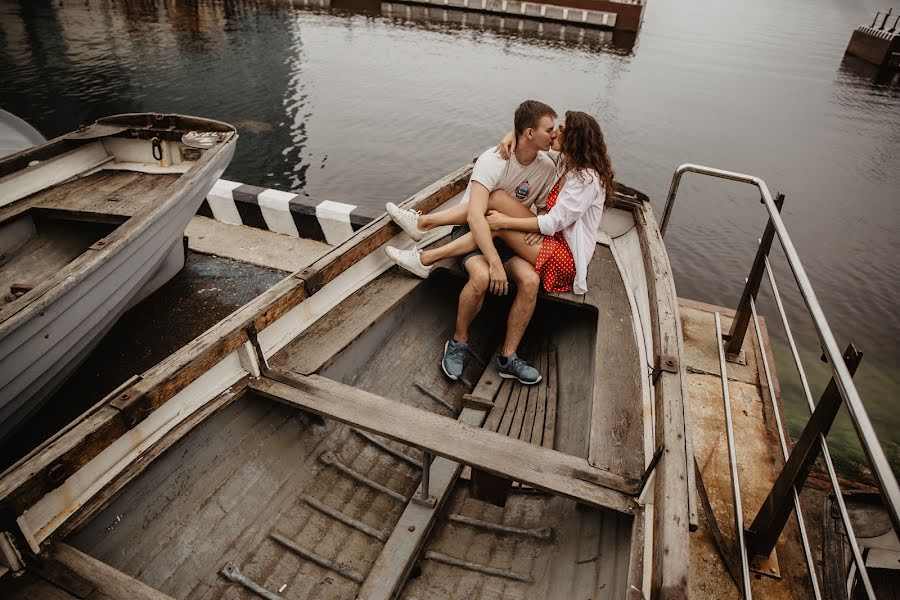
[499,355,509,365]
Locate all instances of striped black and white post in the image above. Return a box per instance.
[198,180,383,246]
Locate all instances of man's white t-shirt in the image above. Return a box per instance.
[461,147,558,210]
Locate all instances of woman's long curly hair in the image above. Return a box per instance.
[559,111,615,195]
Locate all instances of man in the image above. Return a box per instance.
[384,100,559,384]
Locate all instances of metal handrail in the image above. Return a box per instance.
[662,164,900,595]
[715,313,753,598]
[761,257,874,597]
[750,294,822,599]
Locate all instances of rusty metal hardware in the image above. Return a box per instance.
[151,136,163,161]
[651,354,678,384]
[109,387,150,429]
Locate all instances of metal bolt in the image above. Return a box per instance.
[408,525,415,532]
[666,359,674,366]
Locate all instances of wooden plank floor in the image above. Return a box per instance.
[0,220,112,305]
[483,342,557,450]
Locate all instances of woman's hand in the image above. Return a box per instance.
[496,130,516,160]
[485,210,507,231]
[524,232,544,246]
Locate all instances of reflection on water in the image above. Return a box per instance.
[377,2,624,52]
[1,0,899,477]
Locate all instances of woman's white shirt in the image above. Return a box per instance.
[535,168,605,295]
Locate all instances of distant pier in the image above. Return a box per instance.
[845,9,900,68]
[327,0,644,31]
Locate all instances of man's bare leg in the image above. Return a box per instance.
[501,256,541,357]
[454,256,491,343]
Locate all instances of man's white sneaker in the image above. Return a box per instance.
[385,246,432,279]
[386,202,426,241]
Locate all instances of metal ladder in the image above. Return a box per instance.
[662,163,900,599]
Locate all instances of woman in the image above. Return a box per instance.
[386,111,613,296]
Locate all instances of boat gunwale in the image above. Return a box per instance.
[631,195,693,597]
[0,114,238,332]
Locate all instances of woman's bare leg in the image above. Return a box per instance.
[417,189,537,230]
[418,201,469,230]
[420,226,543,268]
[485,189,538,218]
[419,233,479,265]
[495,229,542,265]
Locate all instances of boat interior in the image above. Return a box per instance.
[65,271,635,599]
[0,169,690,599]
[0,114,235,316]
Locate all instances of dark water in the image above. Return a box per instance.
[1,0,898,476]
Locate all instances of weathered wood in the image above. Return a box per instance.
[55,382,246,539]
[460,394,494,410]
[356,407,486,600]
[520,348,542,444]
[483,379,513,432]
[0,278,305,515]
[584,244,644,481]
[302,163,471,295]
[634,201,690,597]
[507,378,529,440]
[497,383,522,437]
[49,542,175,599]
[544,348,559,450]
[468,355,503,402]
[271,270,420,375]
[624,509,646,600]
[529,349,550,446]
[248,375,637,512]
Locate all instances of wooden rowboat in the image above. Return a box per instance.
[0,113,237,441]
[0,164,691,599]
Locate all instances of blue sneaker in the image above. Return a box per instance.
[442,339,468,380]
[497,353,542,385]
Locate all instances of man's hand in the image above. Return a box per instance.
[496,130,516,160]
[488,261,508,296]
[485,210,507,231]
[524,232,544,246]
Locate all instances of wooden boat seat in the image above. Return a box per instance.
[0,170,181,225]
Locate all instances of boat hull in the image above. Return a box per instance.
[0,120,236,440]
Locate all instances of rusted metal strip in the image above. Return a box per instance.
[424,550,534,583]
[219,563,281,600]
[352,429,420,467]
[270,533,364,583]
[302,495,387,542]
[694,458,741,589]
[413,382,455,412]
[319,451,407,502]
[447,513,554,541]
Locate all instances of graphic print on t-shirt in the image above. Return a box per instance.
[515,180,530,200]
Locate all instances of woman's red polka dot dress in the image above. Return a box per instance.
[535,177,576,293]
